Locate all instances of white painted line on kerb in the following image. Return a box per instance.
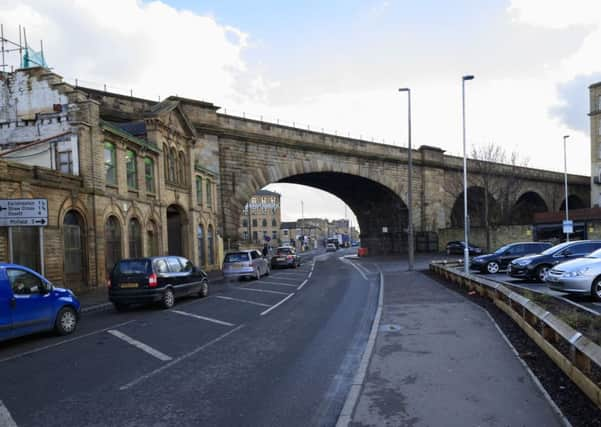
[215,295,271,307]
[235,287,289,295]
[307,271,313,279]
[0,401,17,427]
[557,297,600,316]
[170,310,235,327]
[120,325,245,391]
[107,330,172,362]
[255,280,298,288]
[261,293,295,316]
[341,258,368,281]
[297,279,308,291]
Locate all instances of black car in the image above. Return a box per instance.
[270,246,301,269]
[470,242,552,274]
[108,256,208,310]
[446,241,483,256]
[508,240,601,282]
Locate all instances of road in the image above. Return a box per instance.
[0,248,379,427]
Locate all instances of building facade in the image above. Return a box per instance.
[239,189,281,247]
[0,67,222,292]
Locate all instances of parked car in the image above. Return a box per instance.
[0,263,80,342]
[223,250,270,280]
[508,240,601,282]
[271,246,301,269]
[326,243,337,252]
[108,256,208,310]
[470,242,552,274]
[446,241,483,256]
[545,248,601,300]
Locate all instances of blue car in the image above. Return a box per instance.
[0,263,80,342]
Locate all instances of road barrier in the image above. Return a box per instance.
[430,261,601,410]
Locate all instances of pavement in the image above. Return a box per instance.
[344,257,567,427]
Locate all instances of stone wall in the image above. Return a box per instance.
[438,225,533,253]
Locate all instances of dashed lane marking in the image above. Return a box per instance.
[170,310,235,327]
[107,330,172,362]
[297,279,308,291]
[0,401,17,427]
[214,295,271,307]
[254,280,298,288]
[235,287,289,295]
[260,293,295,316]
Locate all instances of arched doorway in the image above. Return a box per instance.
[197,224,206,267]
[128,218,142,258]
[208,225,215,265]
[63,210,86,289]
[105,215,122,274]
[167,205,185,256]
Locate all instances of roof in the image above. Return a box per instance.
[533,208,601,224]
[107,120,147,138]
[100,120,160,153]
[255,189,280,196]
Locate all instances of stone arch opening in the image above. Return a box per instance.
[510,191,548,224]
[105,215,122,274]
[167,204,186,256]
[559,195,587,211]
[63,210,87,289]
[231,172,408,255]
[450,187,500,228]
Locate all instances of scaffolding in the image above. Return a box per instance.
[0,24,47,72]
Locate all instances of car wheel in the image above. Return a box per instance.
[162,289,175,309]
[486,262,500,274]
[198,280,209,298]
[591,277,601,302]
[113,302,129,312]
[55,307,78,336]
[536,265,549,282]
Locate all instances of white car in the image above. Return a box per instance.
[223,249,269,280]
[545,248,601,300]
[326,243,337,252]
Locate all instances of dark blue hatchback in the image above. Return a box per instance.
[0,263,81,342]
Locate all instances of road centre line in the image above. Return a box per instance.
[261,293,295,316]
[170,310,235,327]
[0,400,17,427]
[254,280,298,288]
[235,287,289,295]
[297,279,308,291]
[214,295,271,307]
[0,319,136,364]
[120,324,245,390]
[107,330,172,362]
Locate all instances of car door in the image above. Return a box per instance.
[500,245,524,268]
[0,270,12,340]
[177,257,200,295]
[6,267,54,337]
[166,257,185,296]
[252,250,263,275]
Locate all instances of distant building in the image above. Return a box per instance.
[239,189,281,246]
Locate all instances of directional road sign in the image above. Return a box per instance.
[0,199,48,227]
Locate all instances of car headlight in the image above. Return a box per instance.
[515,259,531,266]
[563,267,591,277]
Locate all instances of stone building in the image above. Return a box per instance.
[590,81,601,207]
[239,189,281,246]
[0,67,222,292]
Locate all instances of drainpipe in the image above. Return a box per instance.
[87,106,100,289]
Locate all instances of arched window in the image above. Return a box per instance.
[242,219,248,227]
[128,218,142,258]
[147,220,159,256]
[163,144,169,181]
[272,219,277,227]
[178,151,186,185]
[63,211,86,288]
[169,147,177,183]
[252,219,257,227]
[262,219,267,227]
[105,216,122,273]
[144,157,155,193]
[104,143,116,185]
[126,150,137,189]
[197,224,206,266]
[208,225,215,265]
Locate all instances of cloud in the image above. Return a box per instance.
[550,74,601,133]
[508,0,601,29]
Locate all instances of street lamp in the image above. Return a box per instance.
[462,75,474,274]
[563,134,570,242]
[398,87,414,271]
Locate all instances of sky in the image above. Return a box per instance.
[2,0,601,226]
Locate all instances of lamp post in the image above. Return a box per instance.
[563,134,570,242]
[398,87,414,271]
[462,75,474,274]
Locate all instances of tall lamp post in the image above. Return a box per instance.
[462,75,474,274]
[398,87,414,271]
[563,134,570,242]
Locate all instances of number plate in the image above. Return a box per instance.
[231,263,243,269]
[120,283,139,288]
[277,257,286,261]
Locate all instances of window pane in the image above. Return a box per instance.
[144,158,155,193]
[126,150,137,189]
[11,227,40,272]
[7,269,43,294]
[206,181,212,208]
[58,151,72,174]
[104,143,116,185]
[196,176,203,205]
[128,219,142,258]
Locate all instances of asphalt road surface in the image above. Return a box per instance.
[0,248,379,427]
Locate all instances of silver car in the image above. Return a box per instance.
[546,248,601,300]
[223,249,270,280]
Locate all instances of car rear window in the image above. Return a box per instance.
[224,253,250,263]
[277,248,293,255]
[114,259,151,275]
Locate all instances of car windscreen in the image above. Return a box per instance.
[114,259,151,275]
[494,244,511,254]
[276,248,293,255]
[224,253,250,263]
[540,242,572,256]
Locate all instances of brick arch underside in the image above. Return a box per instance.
[238,171,408,255]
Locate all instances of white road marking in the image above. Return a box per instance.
[260,277,299,283]
[120,325,245,390]
[170,310,235,327]
[307,271,313,279]
[297,279,309,291]
[272,271,306,276]
[255,280,298,288]
[235,287,289,295]
[0,320,136,364]
[340,258,368,281]
[214,295,271,307]
[0,401,17,427]
[261,293,295,316]
[107,330,172,362]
